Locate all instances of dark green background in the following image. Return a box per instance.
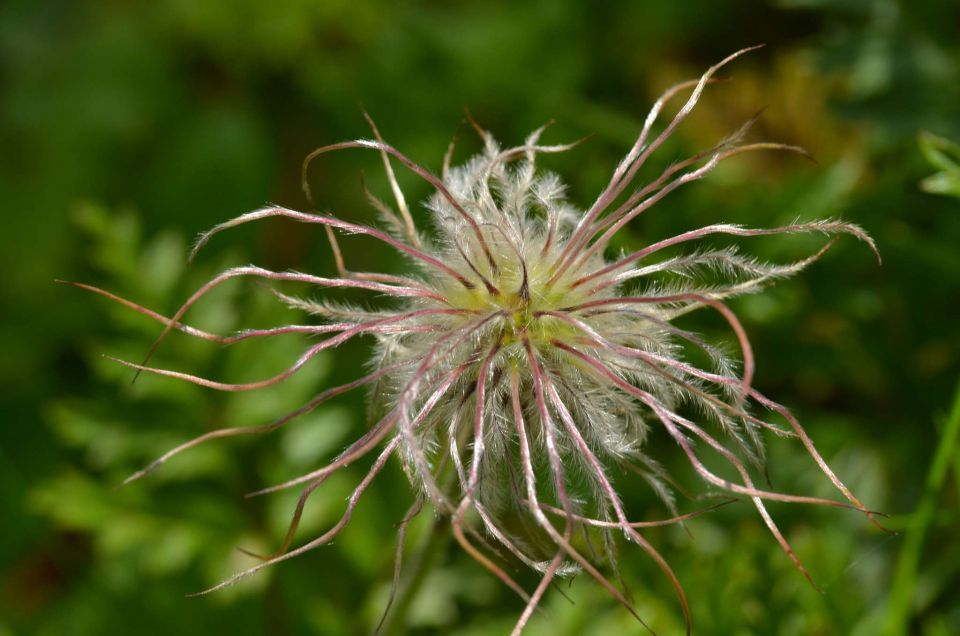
[2,0,959,634]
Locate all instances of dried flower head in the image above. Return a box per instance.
[72,47,883,634]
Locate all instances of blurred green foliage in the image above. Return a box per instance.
[2,0,959,634]
[919,132,960,198]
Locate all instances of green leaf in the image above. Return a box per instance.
[919,132,960,199]
[920,172,960,198]
[919,131,960,173]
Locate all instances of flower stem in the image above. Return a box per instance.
[378,513,451,636]
[884,373,960,634]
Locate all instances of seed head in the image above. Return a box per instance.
[72,47,883,635]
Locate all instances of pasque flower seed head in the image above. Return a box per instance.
[73,47,884,635]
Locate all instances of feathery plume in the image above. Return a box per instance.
[72,47,883,635]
